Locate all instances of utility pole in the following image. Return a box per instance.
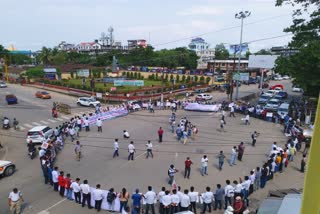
[235,11,251,100]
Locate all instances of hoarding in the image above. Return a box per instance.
[233,72,249,81]
[77,69,90,77]
[229,44,248,56]
[114,80,144,87]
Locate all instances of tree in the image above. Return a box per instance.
[26,67,45,78]
[245,49,252,58]
[255,49,272,55]
[275,0,320,96]
[215,43,229,59]
[38,47,52,65]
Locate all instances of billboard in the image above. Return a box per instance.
[248,55,279,69]
[229,44,248,57]
[233,72,249,81]
[114,80,144,87]
[77,69,90,77]
[102,77,125,83]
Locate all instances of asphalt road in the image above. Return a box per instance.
[0,80,303,214]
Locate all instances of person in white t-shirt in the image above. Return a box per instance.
[123,130,130,139]
[224,180,234,209]
[201,186,214,213]
[240,176,251,207]
[128,141,135,161]
[161,190,171,214]
[188,186,198,213]
[70,178,81,204]
[113,139,119,158]
[96,118,102,132]
[146,140,153,159]
[170,189,180,213]
[144,186,156,214]
[180,189,191,211]
[93,184,104,211]
[8,188,24,214]
[201,155,209,176]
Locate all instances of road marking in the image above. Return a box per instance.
[61,116,70,120]
[40,120,49,124]
[38,198,66,213]
[32,122,42,126]
[56,118,64,121]
[48,119,56,123]
[19,126,26,131]
[23,123,33,128]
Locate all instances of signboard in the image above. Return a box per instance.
[77,69,90,77]
[248,55,278,69]
[229,44,248,56]
[184,103,221,112]
[114,80,144,87]
[233,73,249,81]
[96,93,102,98]
[103,77,125,83]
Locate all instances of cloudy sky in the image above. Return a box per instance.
[0,0,299,52]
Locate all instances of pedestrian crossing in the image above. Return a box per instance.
[13,111,92,132]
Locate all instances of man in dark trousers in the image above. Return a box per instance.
[184,157,193,179]
[158,127,164,143]
[237,142,245,161]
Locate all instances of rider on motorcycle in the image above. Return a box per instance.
[27,141,36,153]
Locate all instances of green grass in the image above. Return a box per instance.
[67,79,163,93]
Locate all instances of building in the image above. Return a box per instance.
[57,41,76,51]
[196,49,215,69]
[76,41,102,52]
[127,40,147,50]
[188,37,209,51]
[271,46,298,57]
[207,59,249,73]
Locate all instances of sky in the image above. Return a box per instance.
[0,0,301,52]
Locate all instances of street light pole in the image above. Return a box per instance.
[235,11,251,100]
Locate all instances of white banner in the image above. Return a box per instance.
[87,108,128,126]
[184,103,221,112]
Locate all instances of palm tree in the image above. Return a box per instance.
[39,46,52,65]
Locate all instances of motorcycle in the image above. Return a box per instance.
[28,149,36,159]
[2,118,10,130]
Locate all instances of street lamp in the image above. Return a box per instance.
[235,11,251,100]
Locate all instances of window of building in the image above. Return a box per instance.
[221,63,225,66]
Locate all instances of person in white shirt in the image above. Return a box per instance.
[161,190,172,214]
[224,180,234,210]
[93,184,104,211]
[158,187,166,213]
[70,178,81,204]
[170,189,180,213]
[84,118,90,132]
[180,189,191,211]
[230,146,237,166]
[76,117,82,131]
[229,106,235,117]
[240,176,251,207]
[80,179,92,209]
[201,155,209,176]
[233,180,242,198]
[128,141,135,161]
[96,118,102,132]
[201,186,214,213]
[188,186,198,213]
[146,140,153,159]
[249,170,256,194]
[144,186,156,214]
[69,126,75,142]
[52,166,59,191]
[123,130,130,139]
[8,188,24,214]
[245,113,250,125]
[113,139,119,158]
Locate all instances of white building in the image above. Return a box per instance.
[57,41,76,51]
[76,42,102,52]
[188,38,214,69]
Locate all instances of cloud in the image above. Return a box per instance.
[177,5,222,16]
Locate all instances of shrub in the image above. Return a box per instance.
[130,72,134,79]
[206,77,211,84]
[186,76,191,83]
[176,75,180,82]
[181,75,186,83]
[138,72,141,79]
[200,76,205,83]
[155,73,159,80]
[170,74,174,81]
[194,75,198,82]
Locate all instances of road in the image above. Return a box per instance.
[0,80,304,214]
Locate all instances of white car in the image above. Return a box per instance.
[264,98,281,111]
[265,90,276,97]
[77,97,100,107]
[0,160,15,177]
[26,126,53,144]
[0,81,7,88]
[195,93,213,101]
[292,87,303,92]
[274,76,283,81]
[282,75,290,80]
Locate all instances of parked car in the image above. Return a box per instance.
[292,86,303,92]
[264,90,275,97]
[195,93,213,101]
[275,91,288,100]
[0,81,7,88]
[127,100,142,111]
[258,94,272,105]
[5,94,18,104]
[26,126,53,144]
[77,97,100,107]
[194,88,209,93]
[282,75,290,80]
[274,76,283,80]
[264,98,281,111]
[35,91,51,99]
[247,78,258,84]
[270,84,284,90]
[0,160,15,177]
[277,103,290,119]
